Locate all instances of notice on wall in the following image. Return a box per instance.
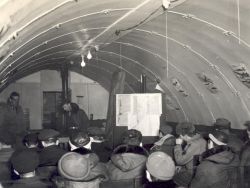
[116,93,162,136]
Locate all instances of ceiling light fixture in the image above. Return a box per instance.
[87,50,92,59]
[80,55,86,67]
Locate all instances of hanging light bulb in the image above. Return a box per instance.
[80,55,86,67]
[87,50,92,59]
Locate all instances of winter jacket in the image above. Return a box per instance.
[150,134,176,158]
[39,145,67,166]
[174,134,206,172]
[190,146,240,188]
[106,144,148,180]
[0,102,26,145]
[173,134,206,187]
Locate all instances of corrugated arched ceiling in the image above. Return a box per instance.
[0,0,250,128]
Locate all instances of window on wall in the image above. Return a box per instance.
[43,91,63,130]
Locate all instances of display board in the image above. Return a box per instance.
[116,93,162,136]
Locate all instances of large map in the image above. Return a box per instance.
[116,93,162,136]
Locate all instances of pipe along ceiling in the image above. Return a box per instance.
[0,0,250,128]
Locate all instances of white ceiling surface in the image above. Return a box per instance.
[0,0,250,128]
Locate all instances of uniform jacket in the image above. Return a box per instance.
[106,145,148,180]
[190,146,240,188]
[39,145,67,166]
[240,141,250,185]
[174,134,206,172]
[0,102,26,145]
[150,134,176,158]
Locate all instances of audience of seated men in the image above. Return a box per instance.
[150,125,176,158]
[173,122,207,187]
[53,152,108,188]
[106,129,149,181]
[214,118,244,154]
[9,150,52,188]
[144,151,176,188]
[190,130,240,188]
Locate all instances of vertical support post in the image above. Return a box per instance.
[61,63,69,131]
[140,74,147,93]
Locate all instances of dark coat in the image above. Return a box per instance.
[7,176,53,188]
[66,103,89,132]
[39,145,67,166]
[0,102,26,145]
[227,134,244,154]
[190,146,240,188]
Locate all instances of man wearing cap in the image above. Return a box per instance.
[190,130,240,188]
[38,129,67,167]
[173,122,206,187]
[144,151,176,188]
[150,125,176,158]
[53,152,108,188]
[9,150,52,188]
[214,118,243,154]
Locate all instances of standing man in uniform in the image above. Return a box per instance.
[0,92,26,148]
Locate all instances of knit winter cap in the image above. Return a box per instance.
[146,151,175,180]
[10,150,39,174]
[176,122,195,136]
[214,118,231,130]
[159,125,173,135]
[58,152,90,181]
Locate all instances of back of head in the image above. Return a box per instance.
[70,103,79,113]
[69,132,90,148]
[38,129,60,144]
[122,129,142,146]
[214,118,231,131]
[11,150,39,175]
[9,91,20,99]
[23,133,38,147]
[176,122,195,136]
[58,152,90,181]
[146,151,175,181]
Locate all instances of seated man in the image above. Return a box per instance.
[106,129,148,181]
[214,118,243,154]
[144,151,176,188]
[9,150,52,188]
[38,129,67,167]
[150,125,176,158]
[53,152,108,188]
[240,139,250,188]
[173,122,207,187]
[190,130,240,188]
